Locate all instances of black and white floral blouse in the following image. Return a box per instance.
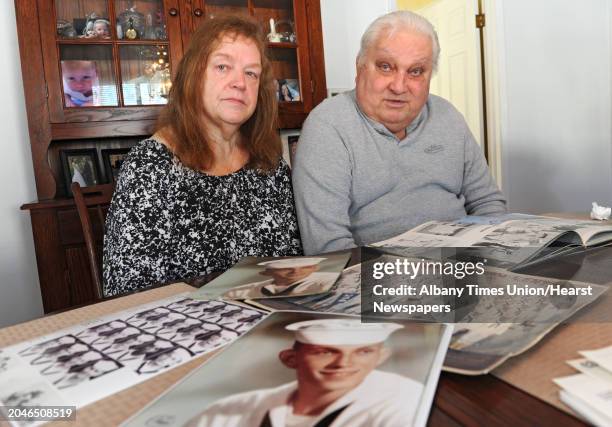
[102,139,302,296]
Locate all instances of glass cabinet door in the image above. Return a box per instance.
[55,0,111,39]
[115,0,168,40]
[253,0,295,44]
[120,45,171,105]
[43,0,181,122]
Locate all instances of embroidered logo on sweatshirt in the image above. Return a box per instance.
[424,144,444,154]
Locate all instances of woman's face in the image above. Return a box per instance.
[202,34,262,131]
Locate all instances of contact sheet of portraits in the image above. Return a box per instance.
[0,295,266,424]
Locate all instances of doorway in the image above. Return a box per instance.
[397,0,485,148]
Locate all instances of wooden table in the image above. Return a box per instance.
[3,246,610,426]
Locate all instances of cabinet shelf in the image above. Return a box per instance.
[57,39,170,46]
[267,42,297,49]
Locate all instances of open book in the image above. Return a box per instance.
[372,214,612,270]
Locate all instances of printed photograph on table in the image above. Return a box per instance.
[0,294,267,418]
[123,312,453,427]
[191,251,351,301]
[251,264,362,314]
[60,148,101,195]
[102,148,131,183]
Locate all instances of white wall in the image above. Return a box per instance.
[321,0,395,91]
[497,0,612,213]
[0,3,44,327]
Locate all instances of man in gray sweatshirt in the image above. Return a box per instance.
[292,11,506,255]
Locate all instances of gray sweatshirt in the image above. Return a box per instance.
[292,90,507,255]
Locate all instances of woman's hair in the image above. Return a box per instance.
[156,14,281,172]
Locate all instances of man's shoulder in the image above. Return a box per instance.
[303,91,358,127]
[426,94,468,128]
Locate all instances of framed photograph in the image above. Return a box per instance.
[61,60,99,108]
[276,78,301,102]
[287,134,299,166]
[280,129,300,167]
[101,148,131,183]
[60,148,101,196]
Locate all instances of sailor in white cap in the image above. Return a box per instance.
[188,318,424,427]
[223,258,339,300]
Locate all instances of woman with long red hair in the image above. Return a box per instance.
[103,15,301,296]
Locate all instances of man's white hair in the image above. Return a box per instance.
[357,10,440,71]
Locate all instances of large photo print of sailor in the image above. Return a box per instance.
[123,312,453,427]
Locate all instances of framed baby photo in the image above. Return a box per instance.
[60,148,101,196]
[102,148,131,183]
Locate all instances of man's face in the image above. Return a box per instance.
[202,34,262,130]
[264,265,318,284]
[281,343,389,394]
[355,29,433,139]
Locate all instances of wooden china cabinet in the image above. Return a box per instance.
[16,0,327,313]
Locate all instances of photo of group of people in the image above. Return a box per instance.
[0,296,266,414]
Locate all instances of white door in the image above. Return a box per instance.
[415,0,484,146]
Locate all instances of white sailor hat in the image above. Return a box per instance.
[258,257,326,269]
[286,319,403,346]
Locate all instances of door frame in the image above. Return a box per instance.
[481,0,505,189]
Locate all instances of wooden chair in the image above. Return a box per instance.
[71,182,115,300]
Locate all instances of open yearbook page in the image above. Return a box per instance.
[442,271,607,374]
[122,312,453,427]
[372,214,612,270]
